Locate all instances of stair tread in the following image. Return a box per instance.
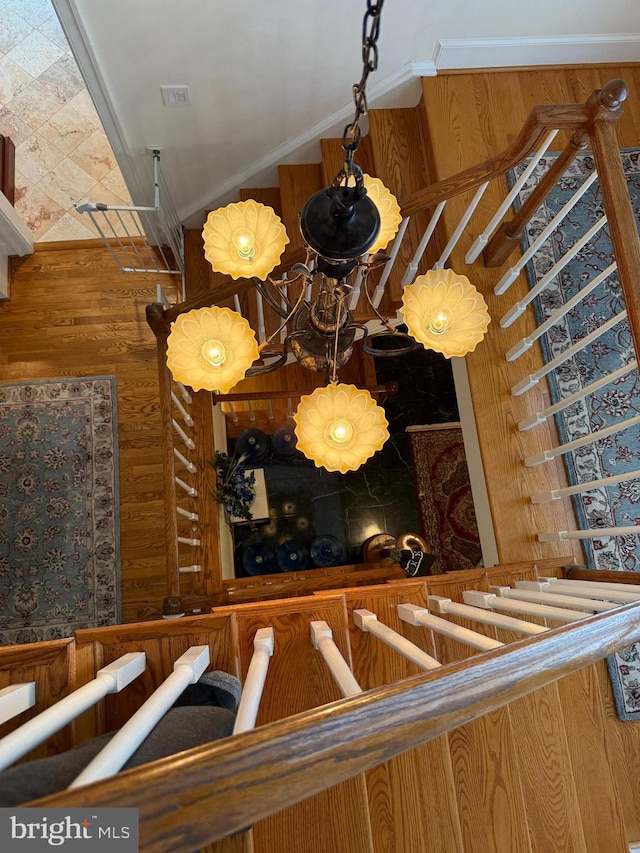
[239,186,283,220]
[277,163,324,252]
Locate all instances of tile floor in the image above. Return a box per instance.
[0,0,131,241]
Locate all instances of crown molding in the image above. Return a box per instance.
[433,34,640,70]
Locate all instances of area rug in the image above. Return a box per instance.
[512,149,640,719]
[0,377,120,644]
[407,424,482,574]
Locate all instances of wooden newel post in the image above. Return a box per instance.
[588,80,640,362]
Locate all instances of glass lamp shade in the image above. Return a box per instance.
[400,269,491,358]
[362,175,402,253]
[202,199,290,281]
[293,383,389,473]
[166,307,259,393]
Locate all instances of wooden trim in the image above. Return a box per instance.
[31,603,640,852]
[191,390,223,595]
[565,566,640,585]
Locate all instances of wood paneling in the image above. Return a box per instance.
[0,639,75,759]
[277,163,323,252]
[333,582,464,853]
[216,594,374,853]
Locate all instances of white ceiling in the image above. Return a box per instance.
[54,0,640,226]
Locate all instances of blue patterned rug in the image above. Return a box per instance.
[512,149,640,719]
[0,377,120,644]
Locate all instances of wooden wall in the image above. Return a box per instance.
[0,242,169,622]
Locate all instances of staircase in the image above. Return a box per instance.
[1,561,638,852]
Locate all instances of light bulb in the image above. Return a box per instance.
[232,228,256,260]
[328,418,354,445]
[201,339,227,367]
[428,310,451,336]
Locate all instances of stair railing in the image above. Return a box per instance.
[30,600,640,852]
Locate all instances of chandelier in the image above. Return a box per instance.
[167,0,490,472]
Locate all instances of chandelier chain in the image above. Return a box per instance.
[342,0,385,169]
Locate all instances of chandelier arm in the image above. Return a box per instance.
[252,278,290,318]
[362,267,396,333]
[259,279,309,351]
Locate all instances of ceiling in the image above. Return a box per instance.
[53,0,639,226]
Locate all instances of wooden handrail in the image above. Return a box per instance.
[31,602,640,852]
[399,103,591,219]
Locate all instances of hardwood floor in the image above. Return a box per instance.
[0,241,169,622]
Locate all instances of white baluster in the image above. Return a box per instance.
[353,609,441,670]
[492,583,617,612]
[373,216,410,304]
[539,525,640,542]
[531,468,640,504]
[525,413,640,468]
[512,310,626,393]
[234,628,274,734]
[178,536,201,546]
[350,264,365,310]
[519,360,637,431]
[234,294,242,314]
[0,683,36,726]
[175,476,197,497]
[463,589,584,623]
[227,402,240,425]
[543,577,640,596]
[247,401,256,423]
[465,128,559,263]
[500,215,607,328]
[397,604,503,651]
[427,595,548,636]
[255,288,266,343]
[537,577,640,604]
[505,262,617,363]
[69,647,209,788]
[172,418,195,450]
[177,506,199,522]
[174,447,196,473]
[171,391,194,427]
[0,654,145,772]
[401,203,445,286]
[176,381,193,405]
[310,621,362,697]
[267,399,274,422]
[433,182,488,270]
[178,564,201,573]
[494,170,599,295]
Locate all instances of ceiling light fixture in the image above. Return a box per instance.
[166,0,490,471]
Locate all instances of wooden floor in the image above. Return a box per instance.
[0,242,170,622]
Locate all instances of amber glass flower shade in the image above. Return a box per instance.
[401,269,491,358]
[363,175,402,253]
[166,307,259,393]
[202,199,290,281]
[293,383,389,473]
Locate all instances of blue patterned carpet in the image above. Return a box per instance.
[0,377,120,643]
